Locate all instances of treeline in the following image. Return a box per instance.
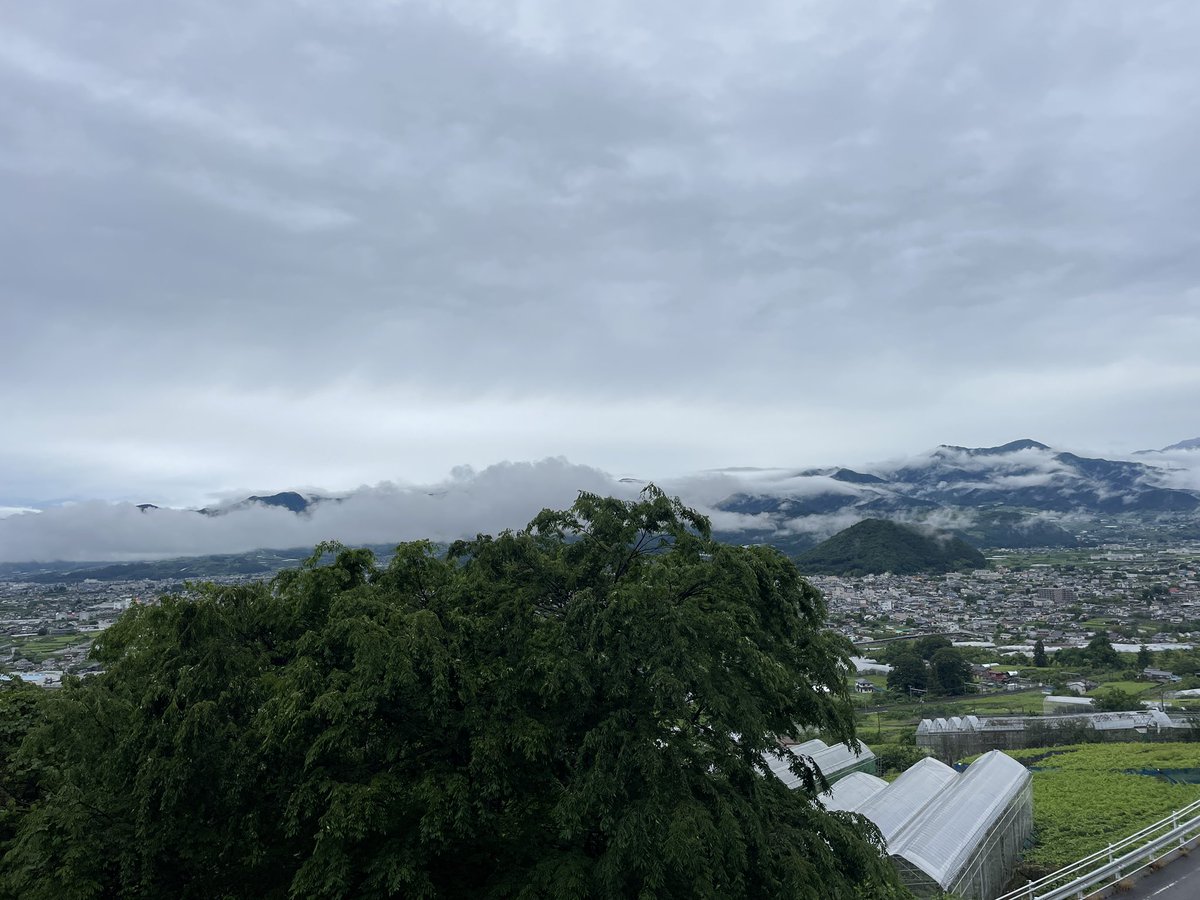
[0,491,910,900]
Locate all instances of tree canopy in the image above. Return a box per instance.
[0,488,907,900]
[914,635,952,661]
[1092,688,1146,712]
[1054,631,1125,672]
[1136,644,1153,670]
[1084,631,1123,670]
[927,648,971,696]
[1032,639,1048,668]
[886,650,928,696]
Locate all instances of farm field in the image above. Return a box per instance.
[991,744,1200,875]
[7,633,93,663]
[1085,681,1158,697]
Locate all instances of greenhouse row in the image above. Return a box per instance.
[916,708,1186,757]
[819,750,1032,900]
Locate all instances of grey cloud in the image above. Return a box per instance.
[0,459,638,562]
[780,512,865,538]
[2,1,1200,505]
[1133,450,1200,492]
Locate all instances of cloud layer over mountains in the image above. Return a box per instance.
[2,442,1197,563]
[0,460,634,562]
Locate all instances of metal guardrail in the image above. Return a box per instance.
[996,796,1200,900]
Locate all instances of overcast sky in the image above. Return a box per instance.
[3,0,1200,512]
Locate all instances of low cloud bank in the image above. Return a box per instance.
[5,445,1200,563]
[0,459,638,563]
[0,460,909,563]
[1144,448,1200,491]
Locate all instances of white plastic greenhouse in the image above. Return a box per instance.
[855,756,960,844]
[764,738,878,790]
[765,739,1031,897]
[889,751,1032,898]
[916,708,1186,757]
[819,771,888,812]
[829,750,1032,900]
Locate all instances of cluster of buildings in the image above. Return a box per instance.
[812,544,1200,653]
[0,577,178,684]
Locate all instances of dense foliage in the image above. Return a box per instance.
[927,648,971,696]
[794,519,986,576]
[0,489,908,900]
[886,650,928,696]
[883,645,970,697]
[1053,631,1123,671]
[1091,687,1146,711]
[1032,639,1048,668]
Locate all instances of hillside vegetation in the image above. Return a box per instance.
[795,519,986,576]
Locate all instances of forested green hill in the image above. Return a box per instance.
[795,518,986,575]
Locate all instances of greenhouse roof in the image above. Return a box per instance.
[917,715,984,734]
[855,756,959,843]
[889,750,1031,890]
[764,740,874,791]
[789,738,828,755]
[820,772,888,812]
[1091,709,1173,730]
[810,741,875,781]
[918,708,1181,736]
[1045,695,1094,706]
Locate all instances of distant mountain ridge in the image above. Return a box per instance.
[1162,437,1200,452]
[114,437,1200,562]
[713,438,1199,553]
[198,491,327,516]
[1133,436,1200,454]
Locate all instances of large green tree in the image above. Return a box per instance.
[886,650,928,696]
[1085,631,1122,670]
[1032,639,1048,668]
[913,635,951,661]
[0,489,907,900]
[1136,644,1153,670]
[0,683,46,853]
[1092,688,1145,712]
[927,648,972,696]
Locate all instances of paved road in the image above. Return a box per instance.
[1122,844,1200,899]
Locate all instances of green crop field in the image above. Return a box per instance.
[8,633,93,663]
[996,744,1200,874]
[1085,681,1156,697]
[904,689,1049,720]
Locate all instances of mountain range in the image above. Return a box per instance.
[172,438,1200,555]
[1135,436,1200,454]
[709,438,1200,553]
[3,437,1198,573]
